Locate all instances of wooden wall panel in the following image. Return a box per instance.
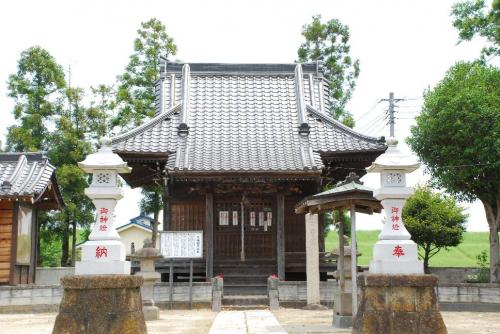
[0,202,13,283]
[284,197,305,253]
[170,201,205,231]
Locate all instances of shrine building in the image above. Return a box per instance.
[111,61,386,285]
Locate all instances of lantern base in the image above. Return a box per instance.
[370,240,423,274]
[75,261,131,275]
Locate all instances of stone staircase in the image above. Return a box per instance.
[214,259,275,309]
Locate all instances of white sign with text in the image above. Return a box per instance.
[160,231,203,259]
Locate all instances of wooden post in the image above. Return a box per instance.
[350,204,358,316]
[162,181,171,231]
[277,193,285,280]
[169,259,174,309]
[189,259,193,310]
[338,209,345,312]
[240,201,245,262]
[205,193,214,280]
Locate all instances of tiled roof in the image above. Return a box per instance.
[0,153,56,199]
[112,62,386,174]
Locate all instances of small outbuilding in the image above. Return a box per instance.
[0,153,64,285]
[116,215,155,255]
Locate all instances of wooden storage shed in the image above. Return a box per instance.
[0,153,64,285]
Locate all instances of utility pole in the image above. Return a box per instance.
[381,92,405,137]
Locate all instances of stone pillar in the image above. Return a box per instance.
[352,274,446,334]
[305,213,320,306]
[367,138,423,274]
[75,138,131,275]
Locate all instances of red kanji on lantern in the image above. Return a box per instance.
[392,245,405,258]
[100,208,109,214]
[99,216,108,223]
[391,215,400,223]
[95,246,108,258]
[391,223,400,231]
[99,225,108,231]
[391,207,399,214]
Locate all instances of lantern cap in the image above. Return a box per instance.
[78,137,132,174]
[367,137,419,173]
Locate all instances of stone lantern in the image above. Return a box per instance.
[367,137,423,274]
[75,138,132,275]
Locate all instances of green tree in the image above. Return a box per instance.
[297,15,360,127]
[452,0,500,59]
[87,84,117,140]
[6,46,65,151]
[6,47,97,266]
[113,18,177,129]
[48,86,95,266]
[407,61,500,281]
[402,187,467,273]
[139,184,163,248]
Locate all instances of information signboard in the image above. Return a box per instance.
[159,231,203,259]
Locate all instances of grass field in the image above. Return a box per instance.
[325,230,491,267]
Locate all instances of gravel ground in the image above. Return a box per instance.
[273,309,500,334]
[0,309,499,333]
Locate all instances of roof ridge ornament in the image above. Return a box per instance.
[178,63,190,136]
[337,172,363,187]
[295,64,309,136]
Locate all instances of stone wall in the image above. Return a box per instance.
[35,267,75,285]
[274,281,338,307]
[0,285,62,313]
[269,280,500,310]
[0,281,215,312]
[438,283,500,304]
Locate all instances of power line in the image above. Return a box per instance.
[355,100,383,123]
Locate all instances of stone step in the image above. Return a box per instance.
[222,294,269,306]
[224,284,268,296]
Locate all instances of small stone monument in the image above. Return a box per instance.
[332,245,361,327]
[52,138,147,334]
[353,137,446,334]
[131,239,163,321]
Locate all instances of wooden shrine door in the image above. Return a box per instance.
[214,195,275,260]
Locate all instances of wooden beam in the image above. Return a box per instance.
[205,192,214,280]
[29,207,37,284]
[277,193,285,280]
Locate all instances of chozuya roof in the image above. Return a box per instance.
[0,152,64,207]
[111,61,386,175]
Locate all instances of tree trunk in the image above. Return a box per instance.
[423,244,431,274]
[61,223,69,267]
[71,220,77,266]
[151,192,159,248]
[482,199,500,283]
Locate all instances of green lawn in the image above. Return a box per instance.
[325,230,490,267]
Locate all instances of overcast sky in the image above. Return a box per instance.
[0,0,490,231]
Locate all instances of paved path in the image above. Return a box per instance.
[209,310,287,334]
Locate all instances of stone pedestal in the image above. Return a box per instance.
[131,244,163,321]
[352,274,447,334]
[52,275,147,334]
